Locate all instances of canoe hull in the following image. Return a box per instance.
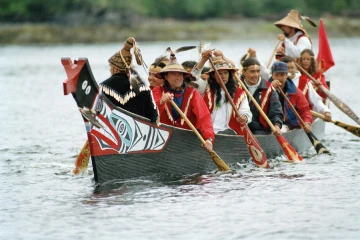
[92,120,324,183]
[62,58,325,183]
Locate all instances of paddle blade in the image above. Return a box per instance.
[334,121,360,137]
[241,125,270,168]
[208,150,230,171]
[306,131,331,155]
[276,135,303,162]
[73,140,91,175]
[318,85,360,125]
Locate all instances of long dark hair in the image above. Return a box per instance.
[300,49,317,75]
[208,70,237,107]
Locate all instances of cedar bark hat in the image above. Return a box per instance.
[108,37,134,72]
[155,53,192,79]
[149,56,170,74]
[207,56,238,73]
[274,10,308,35]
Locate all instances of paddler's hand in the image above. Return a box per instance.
[271,80,281,88]
[248,48,257,58]
[203,139,213,152]
[160,93,173,105]
[197,50,213,70]
[236,114,247,124]
[304,122,312,133]
[201,49,212,60]
[276,46,285,55]
[323,112,332,122]
[273,124,282,136]
[311,78,322,87]
[213,49,223,57]
[277,34,286,41]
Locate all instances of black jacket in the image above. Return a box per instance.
[101,73,158,123]
[244,78,283,134]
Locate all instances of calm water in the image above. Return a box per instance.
[1,39,360,240]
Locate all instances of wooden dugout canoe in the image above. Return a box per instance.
[62,58,325,183]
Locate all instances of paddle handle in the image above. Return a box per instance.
[311,110,339,125]
[169,100,206,145]
[311,110,337,123]
[209,58,243,121]
[277,87,306,127]
[266,40,281,69]
[295,62,360,125]
[278,89,330,155]
[311,110,326,120]
[170,100,230,171]
[209,58,269,168]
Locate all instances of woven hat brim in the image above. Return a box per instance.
[207,66,238,73]
[155,69,192,79]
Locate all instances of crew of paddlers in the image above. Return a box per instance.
[99,9,333,153]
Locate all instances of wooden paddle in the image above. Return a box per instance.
[169,100,230,171]
[277,87,330,155]
[266,40,281,69]
[295,63,360,125]
[209,58,270,168]
[311,110,360,137]
[234,74,303,162]
[73,140,91,174]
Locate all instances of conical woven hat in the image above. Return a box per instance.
[108,37,133,72]
[274,10,307,34]
[207,56,238,73]
[155,53,192,79]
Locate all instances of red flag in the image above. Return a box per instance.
[317,19,335,73]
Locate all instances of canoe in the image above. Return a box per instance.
[62,58,325,183]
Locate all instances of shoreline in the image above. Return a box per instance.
[1,17,359,44]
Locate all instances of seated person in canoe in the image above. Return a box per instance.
[152,52,214,152]
[281,56,332,122]
[100,37,158,123]
[270,62,313,132]
[192,50,252,135]
[241,58,283,135]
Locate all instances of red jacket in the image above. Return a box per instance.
[283,79,313,129]
[152,85,215,142]
[300,72,329,99]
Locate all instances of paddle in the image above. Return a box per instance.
[209,58,270,168]
[233,74,303,162]
[277,87,330,155]
[295,62,360,125]
[73,140,91,174]
[266,40,281,69]
[169,100,230,171]
[311,110,360,137]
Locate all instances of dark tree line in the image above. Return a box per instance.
[1,0,359,23]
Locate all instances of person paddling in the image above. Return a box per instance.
[280,56,332,122]
[100,37,158,123]
[152,52,214,152]
[270,62,313,132]
[298,49,330,102]
[241,58,283,135]
[192,50,252,135]
[274,10,316,59]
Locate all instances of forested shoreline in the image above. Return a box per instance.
[1,0,359,44]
